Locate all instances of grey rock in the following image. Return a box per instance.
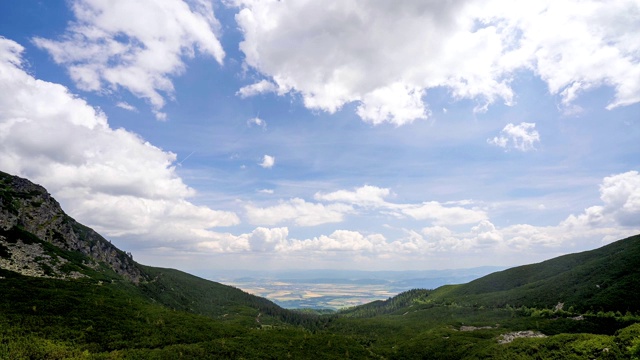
[0,171,146,283]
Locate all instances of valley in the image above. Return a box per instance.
[226,280,396,309]
[1,171,640,359]
[221,266,504,309]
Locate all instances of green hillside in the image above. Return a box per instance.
[427,234,640,312]
[2,171,640,359]
[0,267,373,359]
[0,170,314,325]
[137,265,325,329]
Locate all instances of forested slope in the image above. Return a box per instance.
[427,234,640,312]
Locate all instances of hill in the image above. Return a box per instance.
[2,170,640,359]
[426,234,640,312]
[0,172,326,321]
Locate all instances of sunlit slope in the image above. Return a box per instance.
[428,234,640,312]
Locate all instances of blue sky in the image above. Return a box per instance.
[0,0,639,275]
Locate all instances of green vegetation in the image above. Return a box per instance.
[2,170,640,358]
[426,234,640,313]
[1,235,639,358]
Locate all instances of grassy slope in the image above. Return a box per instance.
[427,234,640,312]
[2,171,640,358]
[2,229,640,359]
[0,268,374,359]
[138,265,324,329]
[1,168,320,328]
[0,215,320,329]
[0,211,362,358]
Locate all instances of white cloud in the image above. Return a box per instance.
[315,185,391,207]
[0,37,239,246]
[258,189,274,194]
[33,0,224,119]
[247,116,267,129]
[420,171,640,252]
[259,154,275,168]
[488,122,540,151]
[196,232,250,253]
[245,184,488,230]
[234,0,640,125]
[237,79,278,98]
[400,201,488,226]
[245,198,353,226]
[193,171,639,259]
[470,220,503,247]
[314,185,487,226]
[498,1,640,110]
[116,101,137,111]
[570,171,640,228]
[355,83,428,126]
[63,194,239,241]
[245,227,289,252]
[287,230,386,252]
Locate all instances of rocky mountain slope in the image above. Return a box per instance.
[0,170,314,326]
[0,171,145,282]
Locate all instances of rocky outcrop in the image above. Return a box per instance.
[498,331,547,344]
[0,238,85,280]
[0,171,146,283]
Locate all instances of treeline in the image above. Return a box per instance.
[339,289,431,318]
[137,266,336,331]
[0,269,366,359]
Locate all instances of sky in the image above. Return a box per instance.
[0,0,639,276]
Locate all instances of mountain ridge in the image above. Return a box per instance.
[2,170,640,359]
[427,233,640,312]
[0,170,319,327]
[0,171,144,282]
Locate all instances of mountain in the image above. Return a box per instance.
[0,170,315,325]
[0,171,144,282]
[2,170,640,359]
[426,234,640,312]
[340,234,640,318]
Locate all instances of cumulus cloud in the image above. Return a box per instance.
[564,171,640,228]
[245,198,353,226]
[234,0,640,125]
[33,0,224,120]
[488,122,540,151]
[246,184,488,232]
[355,83,428,126]
[599,171,640,227]
[399,202,488,226]
[259,154,275,168]
[278,172,638,255]
[196,232,250,253]
[245,227,289,252]
[314,185,391,207]
[237,79,278,98]
[0,37,238,245]
[418,171,640,252]
[287,230,386,252]
[193,171,639,260]
[314,185,487,226]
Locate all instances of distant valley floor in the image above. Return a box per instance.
[227,280,396,309]
[213,266,504,309]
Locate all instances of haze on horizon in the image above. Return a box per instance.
[0,0,638,276]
